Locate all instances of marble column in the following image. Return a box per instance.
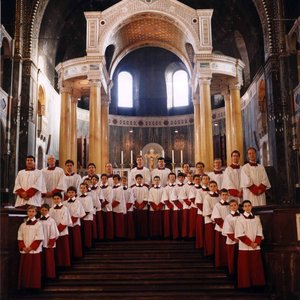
[101,95,109,173]
[59,86,72,168]
[89,80,102,170]
[199,78,213,171]
[70,96,78,171]
[193,95,201,164]
[224,92,233,164]
[230,82,244,164]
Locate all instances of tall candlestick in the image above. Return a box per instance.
[180,150,183,164]
[130,150,133,165]
[162,150,165,158]
[121,151,124,165]
[140,150,142,156]
[172,150,174,163]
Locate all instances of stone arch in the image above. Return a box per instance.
[38,85,46,116]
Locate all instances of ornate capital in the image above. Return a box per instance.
[89,79,101,88]
[199,77,211,85]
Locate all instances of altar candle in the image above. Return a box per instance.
[121,151,124,165]
[180,150,183,164]
[172,150,174,163]
[162,150,165,158]
[140,150,142,156]
[130,150,133,164]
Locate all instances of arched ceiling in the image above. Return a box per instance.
[32,0,266,86]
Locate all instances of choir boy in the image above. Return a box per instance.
[42,154,66,207]
[203,180,220,256]
[17,206,44,289]
[172,173,186,239]
[208,158,223,190]
[131,174,149,239]
[112,174,126,239]
[83,178,92,192]
[122,176,135,240]
[222,199,240,277]
[151,157,171,187]
[40,203,59,279]
[105,162,114,187]
[64,186,85,258]
[240,147,271,206]
[148,176,164,238]
[64,159,81,195]
[49,192,72,267]
[82,162,100,181]
[183,172,194,239]
[187,174,198,239]
[235,200,265,288]
[14,155,45,208]
[90,174,103,240]
[162,172,176,239]
[129,155,151,187]
[100,173,114,240]
[77,183,94,248]
[211,188,230,267]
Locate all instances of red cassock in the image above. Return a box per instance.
[125,211,135,240]
[68,225,83,258]
[204,223,215,256]
[195,214,204,249]
[96,211,104,240]
[42,248,56,278]
[82,220,93,248]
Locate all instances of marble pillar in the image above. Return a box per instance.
[193,96,201,164]
[230,82,244,164]
[224,92,233,164]
[101,96,109,173]
[59,86,72,168]
[89,80,102,170]
[199,78,213,171]
[70,97,78,171]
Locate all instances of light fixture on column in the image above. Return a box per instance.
[174,129,179,133]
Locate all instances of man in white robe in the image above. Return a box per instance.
[151,157,171,187]
[14,156,45,208]
[42,154,66,207]
[240,147,271,206]
[64,159,81,194]
[208,158,223,189]
[128,155,151,187]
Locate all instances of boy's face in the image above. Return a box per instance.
[105,163,113,173]
[231,153,240,164]
[88,165,96,174]
[247,149,256,162]
[67,190,76,199]
[91,177,98,186]
[243,202,252,213]
[202,176,209,185]
[196,164,204,173]
[168,175,176,183]
[178,176,185,183]
[183,164,189,173]
[84,179,91,187]
[122,178,127,186]
[157,159,164,168]
[101,176,108,184]
[113,177,120,185]
[136,157,143,166]
[65,162,74,173]
[220,192,229,201]
[136,177,143,185]
[27,208,36,219]
[26,158,35,169]
[209,183,218,192]
[187,174,192,182]
[40,207,49,216]
[153,178,160,186]
[53,195,62,205]
[194,176,200,185]
[80,185,87,194]
[229,202,238,212]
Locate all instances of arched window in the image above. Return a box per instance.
[173,70,189,107]
[166,65,189,109]
[118,71,133,108]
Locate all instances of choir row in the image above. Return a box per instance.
[17,174,266,291]
[14,148,271,210]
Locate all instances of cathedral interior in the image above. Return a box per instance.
[1,0,300,299]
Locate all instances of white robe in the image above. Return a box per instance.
[208,171,223,190]
[49,204,72,236]
[131,185,149,210]
[151,168,171,187]
[17,218,44,253]
[64,198,86,226]
[40,215,60,248]
[77,194,94,221]
[148,186,164,211]
[203,193,220,224]
[64,173,82,194]
[122,187,134,212]
[235,213,264,251]
[162,184,176,211]
[240,163,271,206]
[211,201,230,232]
[14,169,45,207]
[222,212,240,245]
[222,165,242,201]
[42,167,66,206]
[100,185,113,212]
[112,184,126,214]
[129,167,151,187]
